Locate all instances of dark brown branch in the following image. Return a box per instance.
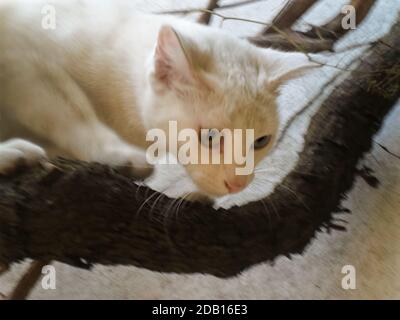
[198,0,220,25]
[305,0,377,40]
[0,19,399,279]
[252,0,376,53]
[249,31,334,52]
[8,260,49,300]
[261,0,318,35]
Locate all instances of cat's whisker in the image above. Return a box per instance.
[269,198,281,220]
[254,168,274,173]
[256,183,280,219]
[251,177,309,213]
[169,198,181,221]
[136,189,161,218]
[164,197,180,222]
[160,197,181,253]
[280,183,311,212]
[134,182,146,200]
[253,177,277,186]
[255,167,322,178]
[149,188,169,217]
[260,198,272,232]
[174,194,189,220]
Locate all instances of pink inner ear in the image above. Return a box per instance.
[154,25,194,88]
[155,46,173,84]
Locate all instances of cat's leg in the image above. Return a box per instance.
[56,121,154,179]
[6,68,153,179]
[13,115,154,179]
[0,139,47,175]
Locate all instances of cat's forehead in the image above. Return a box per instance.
[222,89,275,125]
[192,47,277,131]
[196,92,275,133]
[211,60,275,113]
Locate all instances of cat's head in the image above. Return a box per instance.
[144,25,316,197]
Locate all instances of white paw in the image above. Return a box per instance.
[0,139,47,175]
[100,145,154,180]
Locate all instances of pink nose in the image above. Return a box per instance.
[224,180,246,193]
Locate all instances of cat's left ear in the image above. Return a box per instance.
[265,49,319,93]
[153,25,195,90]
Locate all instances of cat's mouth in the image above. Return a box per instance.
[188,170,253,198]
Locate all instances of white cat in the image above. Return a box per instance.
[0,0,315,197]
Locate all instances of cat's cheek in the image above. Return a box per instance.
[184,165,228,197]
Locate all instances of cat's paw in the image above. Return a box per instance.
[101,145,154,180]
[0,139,47,176]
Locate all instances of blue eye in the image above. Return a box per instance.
[253,135,272,150]
[207,129,219,141]
[201,129,220,148]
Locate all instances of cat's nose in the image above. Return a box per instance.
[224,179,246,193]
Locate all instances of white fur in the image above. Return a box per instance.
[0,139,46,174]
[0,0,314,195]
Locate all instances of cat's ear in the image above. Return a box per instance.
[153,25,195,90]
[265,50,319,93]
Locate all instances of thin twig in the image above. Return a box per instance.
[190,9,273,26]
[157,0,264,15]
[376,142,400,160]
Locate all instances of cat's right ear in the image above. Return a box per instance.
[152,25,195,92]
[264,49,319,93]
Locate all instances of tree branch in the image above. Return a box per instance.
[261,0,318,34]
[249,31,334,52]
[8,260,49,300]
[305,0,377,40]
[1,19,399,279]
[198,0,220,25]
[251,0,377,52]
